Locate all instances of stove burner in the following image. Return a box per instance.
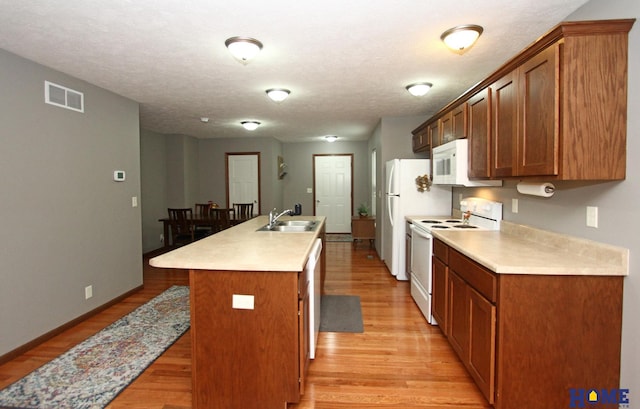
[446,219,462,223]
[430,225,450,229]
[421,220,443,224]
[452,224,478,229]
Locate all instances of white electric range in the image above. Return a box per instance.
[410,198,503,325]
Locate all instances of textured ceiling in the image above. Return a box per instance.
[0,0,588,142]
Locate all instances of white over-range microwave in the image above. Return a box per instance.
[431,139,502,187]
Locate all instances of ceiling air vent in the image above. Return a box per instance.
[44,81,84,113]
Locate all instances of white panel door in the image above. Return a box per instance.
[314,155,352,233]
[227,154,259,215]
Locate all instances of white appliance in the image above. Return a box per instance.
[432,139,502,187]
[384,159,451,280]
[410,197,503,325]
[307,238,322,359]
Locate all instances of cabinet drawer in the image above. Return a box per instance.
[433,239,449,263]
[449,249,496,303]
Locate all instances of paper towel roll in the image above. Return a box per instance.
[516,182,555,197]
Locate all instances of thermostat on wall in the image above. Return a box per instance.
[113,170,126,182]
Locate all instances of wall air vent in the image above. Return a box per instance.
[44,81,84,113]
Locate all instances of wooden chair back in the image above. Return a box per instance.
[232,203,254,222]
[210,208,231,233]
[167,208,194,245]
[195,203,212,218]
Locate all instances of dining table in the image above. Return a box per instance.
[158,208,253,248]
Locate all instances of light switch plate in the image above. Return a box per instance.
[586,206,598,228]
[512,198,519,214]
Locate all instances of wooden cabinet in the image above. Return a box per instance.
[352,216,375,248]
[427,119,441,148]
[431,258,447,329]
[491,44,558,178]
[189,240,324,408]
[467,88,492,179]
[432,238,624,408]
[412,19,634,181]
[411,128,430,153]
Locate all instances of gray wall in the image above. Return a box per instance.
[140,129,167,252]
[451,0,640,393]
[0,49,142,355]
[282,141,370,218]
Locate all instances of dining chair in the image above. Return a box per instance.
[210,208,232,233]
[167,208,199,246]
[232,203,254,224]
[194,203,214,235]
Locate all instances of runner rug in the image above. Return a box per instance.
[0,285,190,409]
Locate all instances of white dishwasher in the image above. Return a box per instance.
[306,238,323,359]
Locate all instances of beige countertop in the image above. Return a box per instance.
[149,216,325,272]
[408,216,628,276]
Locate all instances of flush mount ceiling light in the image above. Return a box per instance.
[225,37,263,63]
[241,120,261,131]
[440,24,483,52]
[266,88,291,102]
[200,117,209,123]
[325,135,338,143]
[406,82,433,97]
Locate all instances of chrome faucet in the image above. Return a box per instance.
[268,208,294,229]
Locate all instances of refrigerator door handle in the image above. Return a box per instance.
[387,161,396,195]
[387,195,395,228]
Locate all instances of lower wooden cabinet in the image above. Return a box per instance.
[432,238,623,408]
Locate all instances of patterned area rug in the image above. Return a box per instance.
[325,234,353,242]
[0,286,190,409]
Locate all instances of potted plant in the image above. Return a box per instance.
[357,203,369,217]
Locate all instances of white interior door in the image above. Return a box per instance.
[314,155,352,233]
[227,153,259,215]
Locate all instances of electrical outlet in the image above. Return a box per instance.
[586,206,598,228]
[512,198,519,214]
[132,196,138,207]
[85,285,93,300]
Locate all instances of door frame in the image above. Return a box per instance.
[225,152,261,214]
[312,153,354,217]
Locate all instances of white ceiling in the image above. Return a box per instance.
[0,0,588,142]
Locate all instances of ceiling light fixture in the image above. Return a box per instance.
[440,24,483,52]
[225,37,263,63]
[406,82,433,97]
[241,121,261,131]
[200,117,209,123]
[325,135,338,143]
[266,88,291,102]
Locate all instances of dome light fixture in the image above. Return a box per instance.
[241,121,261,131]
[225,37,263,63]
[325,135,338,143]
[266,88,291,102]
[406,82,433,97]
[440,24,483,52]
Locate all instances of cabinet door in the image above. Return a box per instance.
[468,287,496,404]
[447,270,468,360]
[432,256,448,332]
[491,72,518,178]
[441,112,454,144]
[518,44,559,176]
[428,120,441,148]
[452,104,467,140]
[468,88,492,179]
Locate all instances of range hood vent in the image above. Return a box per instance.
[45,81,84,113]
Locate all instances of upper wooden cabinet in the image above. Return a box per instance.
[411,126,430,152]
[412,19,635,180]
[467,88,492,179]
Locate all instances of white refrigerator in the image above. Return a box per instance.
[383,159,451,280]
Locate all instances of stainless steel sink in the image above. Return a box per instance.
[257,220,319,232]
[276,220,316,227]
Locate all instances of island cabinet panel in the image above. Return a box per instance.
[190,269,302,409]
[433,239,624,408]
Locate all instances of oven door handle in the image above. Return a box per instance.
[410,224,432,239]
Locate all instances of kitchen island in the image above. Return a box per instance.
[430,221,627,408]
[150,215,326,409]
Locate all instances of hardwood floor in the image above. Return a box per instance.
[0,242,490,409]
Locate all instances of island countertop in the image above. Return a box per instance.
[149,215,326,272]
[430,220,628,276]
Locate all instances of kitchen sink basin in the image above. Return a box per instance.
[257,220,319,232]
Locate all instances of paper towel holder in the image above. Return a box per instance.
[516,181,555,197]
